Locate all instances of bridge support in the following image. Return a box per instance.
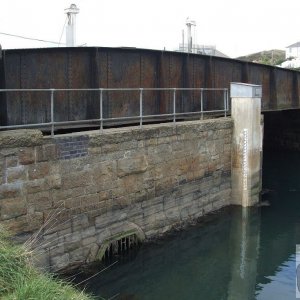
[231,83,263,207]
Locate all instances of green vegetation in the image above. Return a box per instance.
[0,228,94,300]
[237,49,286,66]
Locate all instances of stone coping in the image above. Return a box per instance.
[1,118,233,148]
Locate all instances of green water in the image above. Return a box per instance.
[79,151,300,300]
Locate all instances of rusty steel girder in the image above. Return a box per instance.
[0,47,300,126]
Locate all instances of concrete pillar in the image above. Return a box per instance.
[231,83,263,207]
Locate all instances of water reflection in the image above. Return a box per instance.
[227,208,260,300]
[77,151,300,300]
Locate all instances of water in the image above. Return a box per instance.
[77,151,300,300]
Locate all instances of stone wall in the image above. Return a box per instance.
[0,118,232,271]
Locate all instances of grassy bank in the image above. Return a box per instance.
[0,228,94,300]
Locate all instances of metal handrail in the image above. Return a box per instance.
[0,87,229,136]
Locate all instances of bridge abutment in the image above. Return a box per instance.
[0,119,232,272]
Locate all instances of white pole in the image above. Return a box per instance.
[187,23,191,53]
[186,18,196,53]
[65,4,80,47]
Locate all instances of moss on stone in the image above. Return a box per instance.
[0,130,43,148]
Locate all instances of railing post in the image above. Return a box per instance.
[50,89,54,137]
[200,89,203,120]
[173,88,176,124]
[99,88,103,133]
[139,88,143,129]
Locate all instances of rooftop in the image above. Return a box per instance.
[286,42,300,48]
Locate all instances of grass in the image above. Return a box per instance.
[0,227,95,300]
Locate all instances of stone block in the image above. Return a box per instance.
[56,226,72,237]
[134,189,149,203]
[0,130,43,148]
[6,156,18,168]
[6,166,27,183]
[32,248,50,272]
[163,195,177,211]
[64,197,81,209]
[69,247,85,262]
[141,196,163,209]
[0,183,22,199]
[43,232,58,243]
[193,169,205,180]
[86,243,99,263]
[80,225,95,236]
[63,232,81,244]
[64,240,82,252]
[84,202,107,217]
[36,144,57,162]
[18,148,35,165]
[164,207,180,221]
[46,174,61,189]
[28,162,50,180]
[49,244,65,257]
[1,212,43,234]
[145,138,157,147]
[59,159,84,174]
[180,207,191,220]
[0,197,26,220]
[86,208,106,225]
[91,160,116,181]
[50,253,69,272]
[117,155,148,177]
[97,228,112,243]
[117,174,142,195]
[144,228,160,238]
[80,194,103,209]
[72,213,89,230]
[61,171,91,190]
[101,143,121,154]
[157,136,173,145]
[1,217,26,234]
[95,210,127,229]
[88,146,102,156]
[0,150,17,162]
[81,236,97,246]
[52,187,85,203]
[27,191,52,211]
[126,203,142,219]
[195,194,210,206]
[25,179,49,194]
[143,203,164,217]
[212,200,226,210]
[43,210,72,234]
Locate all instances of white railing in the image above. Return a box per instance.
[0,88,229,136]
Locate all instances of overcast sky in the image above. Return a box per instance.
[0,0,300,58]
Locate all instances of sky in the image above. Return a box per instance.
[0,0,300,58]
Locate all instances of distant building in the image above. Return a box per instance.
[278,42,300,68]
[286,42,300,59]
[177,43,229,58]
